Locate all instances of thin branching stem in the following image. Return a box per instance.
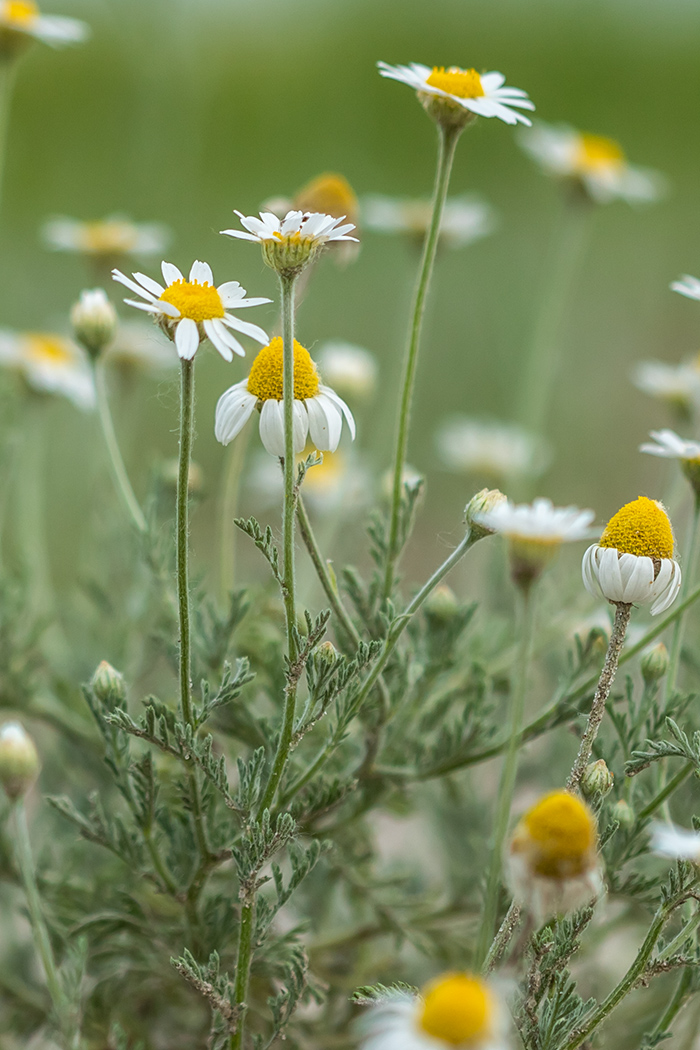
[667,492,700,697]
[94,359,147,533]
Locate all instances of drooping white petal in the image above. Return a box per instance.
[174,318,199,360]
[215,384,257,445]
[221,313,269,345]
[259,399,286,457]
[318,385,356,439]
[203,319,233,362]
[306,394,342,452]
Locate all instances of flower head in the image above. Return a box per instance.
[71,288,117,358]
[0,0,88,55]
[43,214,170,260]
[378,61,534,129]
[358,973,508,1050]
[317,342,377,399]
[650,822,700,863]
[292,172,359,228]
[640,428,700,494]
[112,260,270,362]
[0,722,40,800]
[0,329,95,409]
[582,496,681,615]
[508,790,602,923]
[215,337,355,458]
[222,209,357,277]
[518,121,665,204]
[362,194,495,249]
[633,357,700,420]
[436,417,550,483]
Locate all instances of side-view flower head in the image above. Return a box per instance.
[436,417,550,482]
[215,336,355,458]
[362,194,495,249]
[43,214,170,259]
[0,0,88,50]
[633,356,700,419]
[317,341,378,399]
[0,329,95,409]
[377,61,534,127]
[582,496,681,615]
[641,428,700,495]
[650,822,700,864]
[222,209,357,276]
[112,260,270,361]
[518,121,665,204]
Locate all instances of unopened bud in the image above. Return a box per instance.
[0,723,40,800]
[91,660,126,707]
[71,289,117,358]
[581,759,614,801]
[641,643,669,685]
[424,584,459,624]
[315,641,338,665]
[465,488,507,541]
[612,799,635,830]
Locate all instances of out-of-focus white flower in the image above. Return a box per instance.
[0,329,95,410]
[582,497,681,615]
[266,172,359,227]
[378,61,534,127]
[43,214,169,259]
[671,274,700,302]
[436,417,549,481]
[104,320,177,374]
[248,447,369,515]
[358,973,509,1050]
[650,822,700,863]
[518,121,665,203]
[113,260,270,362]
[316,342,377,399]
[362,194,495,249]
[215,337,355,458]
[640,428,700,464]
[632,357,700,418]
[0,0,88,51]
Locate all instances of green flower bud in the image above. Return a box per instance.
[424,584,459,624]
[91,660,126,707]
[315,640,338,665]
[581,759,614,801]
[611,799,635,830]
[641,643,669,685]
[0,723,40,801]
[464,488,507,541]
[71,289,117,358]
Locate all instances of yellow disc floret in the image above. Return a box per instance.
[2,0,38,25]
[426,67,484,99]
[247,337,320,402]
[23,334,76,366]
[514,791,597,879]
[599,496,674,560]
[159,280,224,323]
[294,173,358,224]
[419,973,493,1046]
[574,133,625,173]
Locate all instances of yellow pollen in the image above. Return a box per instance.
[599,496,674,560]
[426,67,484,99]
[272,230,308,244]
[294,173,358,224]
[159,280,224,323]
[23,334,76,366]
[419,973,493,1045]
[575,133,625,173]
[515,791,597,879]
[2,0,38,24]
[80,221,139,255]
[247,337,320,402]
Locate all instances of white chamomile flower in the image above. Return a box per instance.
[222,209,357,277]
[0,0,88,51]
[436,417,549,482]
[582,496,681,615]
[641,428,700,499]
[518,121,665,204]
[508,791,603,925]
[358,973,509,1050]
[362,194,495,249]
[43,214,170,259]
[632,357,700,419]
[377,61,534,128]
[0,329,95,410]
[650,822,700,863]
[248,447,369,515]
[671,274,700,303]
[112,260,271,362]
[105,320,177,374]
[215,337,355,458]
[316,341,377,399]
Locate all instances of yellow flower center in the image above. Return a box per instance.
[23,334,76,367]
[518,791,597,878]
[426,67,485,99]
[80,221,139,255]
[419,973,493,1045]
[599,496,674,560]
[247,337,320,402]
[574,133,625,173]
[294,173,358,223]
[2,0,38,25]
[159,280,224,323]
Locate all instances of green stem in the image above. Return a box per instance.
[651,967,693,1040]
[475,585,536,969]
[518,195,592,438]
[382,123,461,600]
[257,274,299,815]
[567,602,632,792]
[296,493,360,647]
[638,763,694,821]
[666,493,700,697]
[483,901,521,974]
[218,424,249,602]
[94,360,147,533]
[230,893,256,1050]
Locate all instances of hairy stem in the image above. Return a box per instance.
[230,893,256,1050]
[95,359,147,533]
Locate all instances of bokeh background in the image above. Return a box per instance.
[5,0,700,609]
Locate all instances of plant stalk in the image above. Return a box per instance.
[230,893,256,1050]
[94,359,147,533]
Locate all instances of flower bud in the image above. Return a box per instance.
[612,799,635,830]
[315,640,338,665]
[91,660,126,707]
[0,723,40,801]
[581,759,614,801]
[464,488,507,541]
[424,584,459,624]
[641,643,669,685]
[71,289,117,358]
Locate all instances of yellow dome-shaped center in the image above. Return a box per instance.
[575,133,625,173]
[599,496,674,560]
[159,280,225,323]
[247,338,320,402]
[426,67,484,99]
[520,791,596,877]
[419,974,493,1045]
[23,334,76,366]
[81,221,140,255]
[294,173,358,223]
[3,0,38,25]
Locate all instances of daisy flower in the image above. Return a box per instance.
[0,329,95,409]
[377,62,534,128]
[316,341,377,399]
[518,121,665,204]
[632,357,700,419]
[641,428,700,496]
[650,822,700,863]
[43,214,170,259]
[436,417,549,482]
[508,790,603,924]
[222,209,357,276]
[248,447,370,514]
[362,194,495,249]
[582,496,681,615]
[358,973,509,1050]
[105,320,176,375]
[0,0,88,51]
[215,337,355,458]
[672,274,700,302]
[112,260,270,362]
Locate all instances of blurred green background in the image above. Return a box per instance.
[4,0,700,604]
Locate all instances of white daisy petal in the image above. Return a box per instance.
[174,318,200,360]
[189,260,213,285]
[221,314,269,345]
[132,272,164,298]
[259,399,286,457]
[215,385,257,445]
[161,261,184,285]
[203,319,233,362]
